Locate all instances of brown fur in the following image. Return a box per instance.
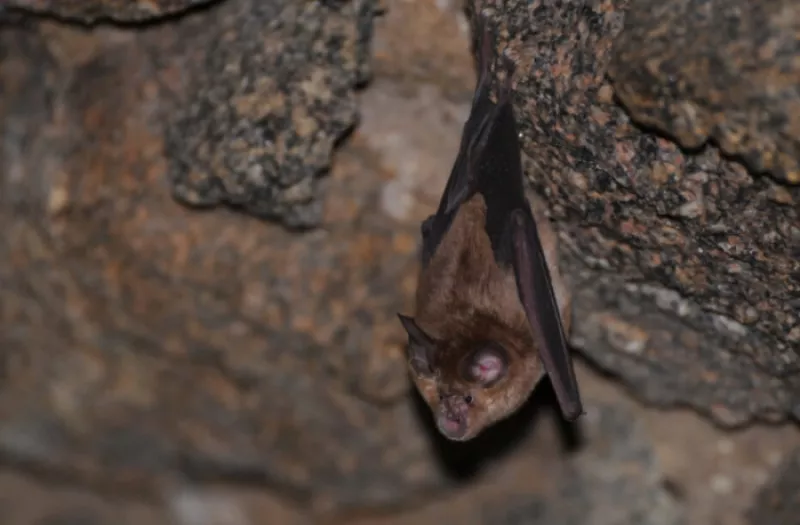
[409,193,570,440]
[399,14,580,441]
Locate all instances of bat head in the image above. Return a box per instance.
[398,313,538,441]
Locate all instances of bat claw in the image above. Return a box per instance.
[474,17,496,96]
[497,54,516,103]
[500,53,516,80]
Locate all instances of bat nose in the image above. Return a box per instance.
[438,414,466,438]
[436,409,469,440]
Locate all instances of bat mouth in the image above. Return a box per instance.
[436,413,469,441]
[436,395,471,441]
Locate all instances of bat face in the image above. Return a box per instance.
[398,312,544,441]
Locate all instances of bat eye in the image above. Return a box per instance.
[464,395,473,404]
[463,346,507,387]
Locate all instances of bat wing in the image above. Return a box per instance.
[417,14,584,420]
[507,208,583,420]
[420,22,503,267]
[456,23,583,420]
[478,109,585,420]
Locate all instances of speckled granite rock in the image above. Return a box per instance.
[7,0,375,230]
[609,0,800,185]
[163,0,377,228]
[0,0,797,522]
[474,0,799,427]
[4,0,216,23]
[747,448,800,525]
[0,5,444,512]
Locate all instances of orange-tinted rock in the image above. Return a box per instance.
[477,0,799,427]
[610,0,800,185]
[0,10,442,509]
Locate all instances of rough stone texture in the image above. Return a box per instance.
[163,0,377,228]
[609,0,800,185]
[4,0,376,231]
[0,400,684,525]
[346,398,684,525]
[0,469,312,525]
[472,0,799,427]
[474,404,683,525]
[0,15,444,510]
[747,448,800,525]
[4,0,217,23]
[0,0,798,523]
[0,0,686,519]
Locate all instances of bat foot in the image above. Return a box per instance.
[475,17,496,93]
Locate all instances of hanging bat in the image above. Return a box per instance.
[397,17,584,442]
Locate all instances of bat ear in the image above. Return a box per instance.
[397,314,436,376]
[464,346,507,386]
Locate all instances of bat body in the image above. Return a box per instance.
[397,18,583,441]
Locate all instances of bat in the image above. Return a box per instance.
[397,16,584,441]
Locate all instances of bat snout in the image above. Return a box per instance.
[436,411,468,440]
[435,394,472,441]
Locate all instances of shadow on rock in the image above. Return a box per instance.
[409,380,585,482]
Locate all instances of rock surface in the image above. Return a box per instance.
[0,398,686,525]
[163,0,377,228]
[344,398,684,525]
[0,0,798,523]
[473,0,799,427]
[0,14,441,509]
[610,0,800,185]
[747,447,800,525]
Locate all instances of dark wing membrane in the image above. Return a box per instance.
[440,20,500,217]
[419,20,503,267]
[508,208,583,420]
